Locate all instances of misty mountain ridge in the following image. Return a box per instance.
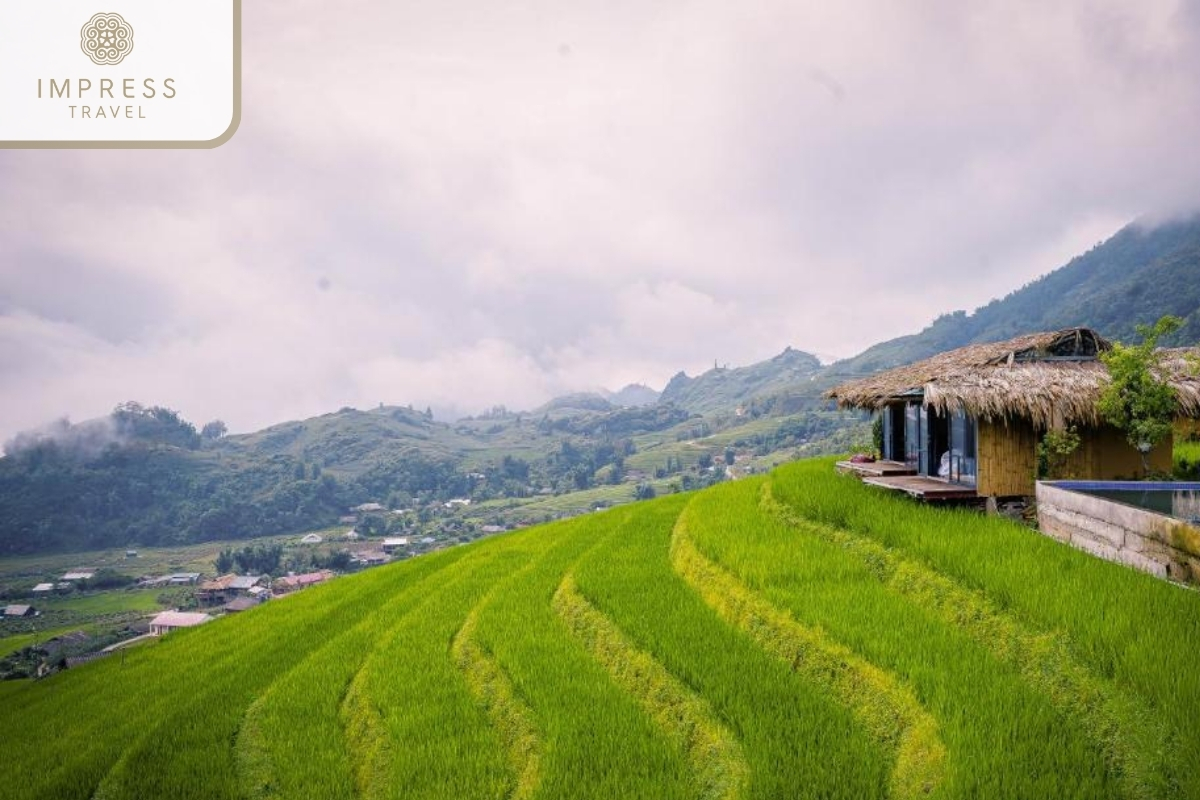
[603,383,661,408]
[659,346,824,416]
[4,213,1200,555]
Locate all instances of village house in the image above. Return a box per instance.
[3,604,37,617]
[149,611,212,636]
[827,327,1200,502]
[300,533,323,545]
[31,583,54,594]
[61,570,95,582]
[223,596,260,613]
[352,551,389,568]
[198,574,266,604]
[139,572,201,588]
[381,537,409,554]
[273,570,335,594]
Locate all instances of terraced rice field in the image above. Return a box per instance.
[2,456,1198,800]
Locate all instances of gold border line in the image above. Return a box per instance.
[0,0,242,150]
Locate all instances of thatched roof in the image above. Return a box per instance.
[828,327,1200,428]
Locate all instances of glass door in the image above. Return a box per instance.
[948,411,978,487]
[904,403,922,470]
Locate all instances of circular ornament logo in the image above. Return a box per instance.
[81,13,134,66]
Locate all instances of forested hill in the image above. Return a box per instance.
[827,215,1200,377]
[0,400,708,555]
[660,347,824,415]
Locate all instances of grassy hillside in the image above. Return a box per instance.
[2,458,1197,799]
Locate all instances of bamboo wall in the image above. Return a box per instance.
[1060,425,1173,479]
[1177,417,1200,442]
[977,419,1175,498]
[977,418,1039,497]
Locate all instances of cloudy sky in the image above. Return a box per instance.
[3,0,1200,440]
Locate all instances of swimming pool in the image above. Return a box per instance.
[1059,481,1200,524]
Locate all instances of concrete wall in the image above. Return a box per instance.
[1036,482,1200,584]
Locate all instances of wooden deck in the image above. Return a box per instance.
[860,475,980,502]
[835,459,918,478]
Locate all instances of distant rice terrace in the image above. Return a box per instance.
[2,458,1198,800]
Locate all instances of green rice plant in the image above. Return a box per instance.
[761,480,1177,799]
[0,546,466,800]
[237,543,475,799]
[672,500,946,800]
[1,455,1196,800]
[36,588,165,616]
[340,542,536,800]
[2,571,365,800]
[771,457,1200,798]
[571,498,891,800]
[467,512,697,800]
[91,550,479,800]
[685,478,1122,798]
[553,570,749,800]
[451,602,542,800]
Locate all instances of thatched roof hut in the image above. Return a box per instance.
[828,327,1200,429]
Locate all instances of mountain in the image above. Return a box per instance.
[604,383,661,407]
[532,393,615,418]
[0,398,708,555]
[828,216,1200,378]
[660,347,824,416]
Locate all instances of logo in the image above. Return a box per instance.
[1,1,240,149]
[81,12,134,66]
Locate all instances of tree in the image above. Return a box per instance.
[1097,315,1182,477]
[608,456,625,485]
[112,402,201,449]
[201,420,228,441]
[1037,426,1081,480]
[215,549,233,574]
[724,447,736,466]
[634,482,656,500]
